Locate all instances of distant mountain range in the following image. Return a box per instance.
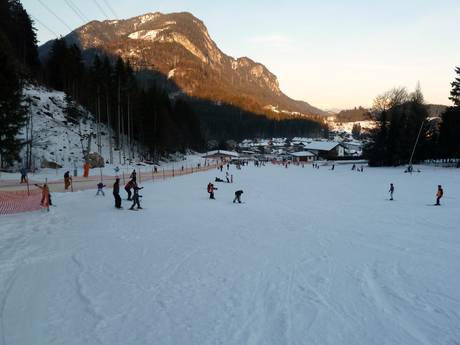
[39,12,326,117]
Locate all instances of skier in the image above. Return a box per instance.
[435,185,444,206]
[125,179,134,200]
[96,182,106,196]
[64,171,72,190]
[207,182,216,199]
[215,177,224,182]
[20,167,28,183]
[233,190,244,203]
[113,178,122,209]
[35,183,52,208]
[226,172,230,183]
[129,184,144,210]
[351,164,356,171]
[130,169,137,182]
[230,174,233,183]
[389,183,395,200]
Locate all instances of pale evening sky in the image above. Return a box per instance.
[22,0,460,109]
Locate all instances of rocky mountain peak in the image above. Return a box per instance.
[40,11,325,117]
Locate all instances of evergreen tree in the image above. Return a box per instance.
[438,67,460,158]
[449,66,460,106]
[0,32,27,167]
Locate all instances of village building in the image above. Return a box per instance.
[202,150,239,160]
[289,151,317,162]
[301,141,345,159]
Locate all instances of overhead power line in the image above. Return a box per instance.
[101,0,118,18]
[37,0,73,32]
[64,0,89,23]
[92,0,110,19]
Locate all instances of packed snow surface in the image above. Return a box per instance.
[1,164,459,344]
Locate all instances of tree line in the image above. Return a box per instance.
[365,70,460,166]
[0,0,328,167]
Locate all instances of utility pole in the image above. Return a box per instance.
[97,85,102,155]
[408,120,425,170]
[106,92,113,164]
[118,75,122,165]
[127,93,131,161]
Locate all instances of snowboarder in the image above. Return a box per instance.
[64,171,72,190]
[129,184,144,210]
[389,183,394,200]
[435,185,443,206]
[113,178,122,209]
[125,180,134,200]
[207,182,216,199]
[96,182,106,196]
[233,190,244,203]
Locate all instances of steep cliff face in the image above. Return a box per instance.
[40,12,325,117]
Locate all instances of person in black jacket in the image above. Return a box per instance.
[233,190,244,203]
[130,184,144,210]
[435,185,444,206]
[113,178,122,209]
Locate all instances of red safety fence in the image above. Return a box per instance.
[0,162,222,215]
[0,189,43,215]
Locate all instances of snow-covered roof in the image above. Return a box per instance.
[302,141,342,152]
[203,150,239,158]
[290,151,316,157]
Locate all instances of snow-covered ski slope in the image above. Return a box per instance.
[1,164,459,345]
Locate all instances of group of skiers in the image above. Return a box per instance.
[207,182,244,203]
[92,169,144,210]
[388,183,444,205]
[111,170,143,210]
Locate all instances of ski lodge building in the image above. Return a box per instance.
[202,150,239,160]
[301,141,345,159]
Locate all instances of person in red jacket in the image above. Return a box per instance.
[125,179,135,200]
[207,182,216,199]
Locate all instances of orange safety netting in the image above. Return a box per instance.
[0,189,43,215]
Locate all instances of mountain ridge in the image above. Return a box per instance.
[39,11,326,117]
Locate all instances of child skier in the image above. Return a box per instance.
[96,182,106,196]
[35,183,52,208]
[113,178,122,209]
[435,185,444,206]
[129,184,144,210]
[389,183,394,200]
[207,182,216,199]
[64,171,72,190]
[233,190,244,203]
[20,167,28,183]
